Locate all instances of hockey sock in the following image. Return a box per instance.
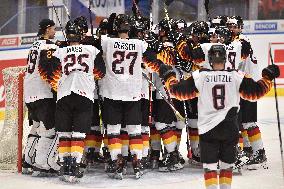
[219,169,233,189]
[175,128,182,150]
[240,127,251,148]
[245,123,264,154]
[92,126,103,153]
[158,124,177,153]
[150,127,161,151]
[107,124,122,160]
[204,170,218,189]
[84,133,96,153]
[71,132,86,163]
[189,128,200,158]
[58,137,71,163]
[120,128,129,157]
[127,125,143,160]
[141,126,150,158]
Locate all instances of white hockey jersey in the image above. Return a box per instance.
[24,40,57,103]
[200,42,242,70]
[53,44,100,101]
[192,69,244,134]
[100,35,147,101]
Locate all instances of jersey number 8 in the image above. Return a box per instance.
[212,85,225,110]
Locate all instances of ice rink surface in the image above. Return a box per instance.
[0,97,284,189]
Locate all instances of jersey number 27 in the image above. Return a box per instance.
[112,51,138,75]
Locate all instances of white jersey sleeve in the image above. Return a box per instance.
[192,69,244,134]
[24,40,56,103]
[56,44,99,101]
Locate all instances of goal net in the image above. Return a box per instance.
[0,66,30,172]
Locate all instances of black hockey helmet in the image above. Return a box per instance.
[172,19,187,32]
[74,16,88,34]
[37,18,55,36]
[208,44,227,67]
[114,14,131,33]
[99,18,109,30]
[215,26,232,44]
[210,15,228,28]
[65,21,81,42]
[188,21,209,36]
[227,16,244,29]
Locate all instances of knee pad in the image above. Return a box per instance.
[188,119,198,129]
[242,122,257,130]
[203,163,218,171]
[24,134,39,165]
[29,121,40,135]
[107,124,121,135]
[34,136,54,170]
[176,121,185,130]
[220,161,233,170]
[71,132,86,139]
[155,122,167,131]
[90,125,102,133]
[57,132,72,138]
[38,122,55,138]
[141,126,150,134]
[127,125,141,136]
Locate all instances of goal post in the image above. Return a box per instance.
[0,66,29,172]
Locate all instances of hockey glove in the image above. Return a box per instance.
[159,64,176,81]
[262,64,280,80]
[167,31,184,46]
[145,34,163,53]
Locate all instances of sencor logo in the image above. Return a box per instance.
[255,22,277,31]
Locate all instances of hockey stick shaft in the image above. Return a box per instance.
[142,72,185,122]
[88,0,94,36]
[269,48,283,154]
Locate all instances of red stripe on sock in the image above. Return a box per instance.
[129,138,143,145]
[247,127,260,137]
[220,169,233,178]
[204,171,217,180]
[161,130,175,140]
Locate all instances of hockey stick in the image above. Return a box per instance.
[88,0,94,36]
[269,47,283,156]
[269,47,283,152]
[204,0,211,21]
[142,72,185,122]
[50,0,66,40]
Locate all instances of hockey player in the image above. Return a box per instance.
[23,18,59,176]
[72,16,106,166]
[100,14,146,179]
[47,21,105,182]
[157,44,279,189]
[227,16,266,170]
